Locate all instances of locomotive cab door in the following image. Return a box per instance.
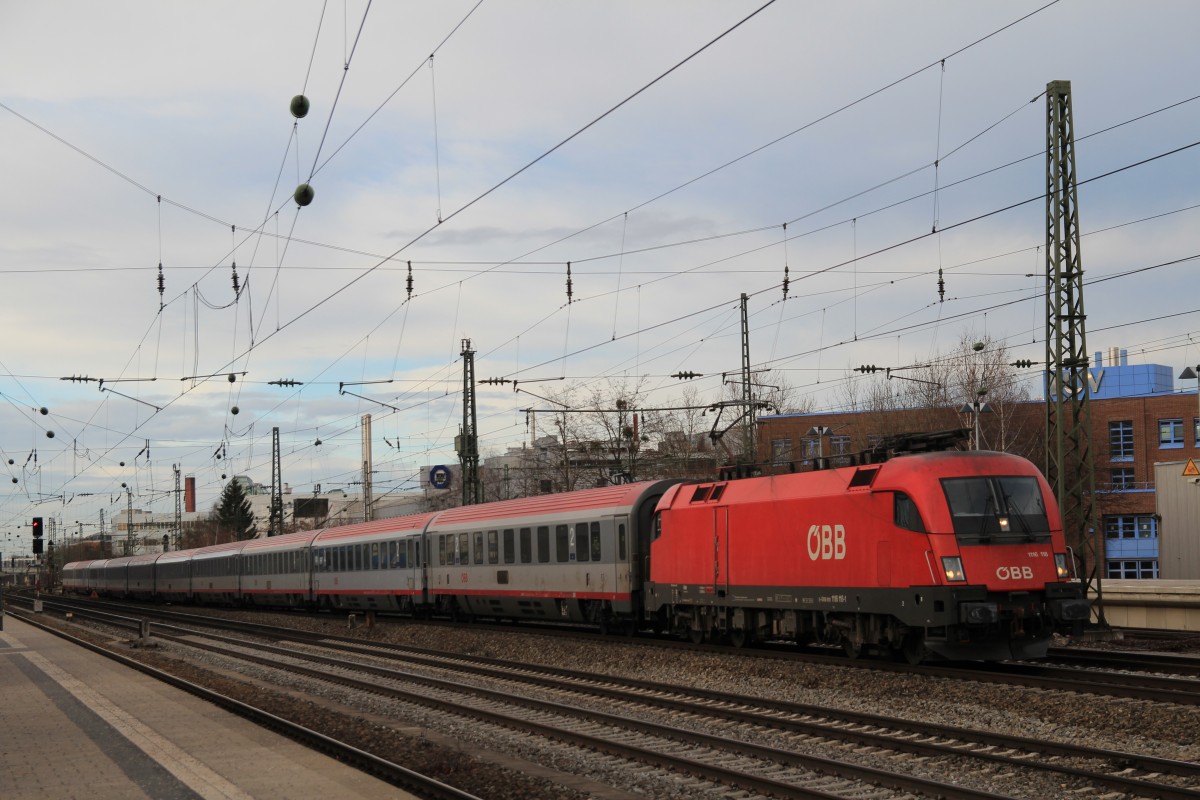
[713,506,729,598]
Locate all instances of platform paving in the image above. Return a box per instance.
[0,615,413,800]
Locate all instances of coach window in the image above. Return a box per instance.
[520,528,532,563]
[473,531,484,564]
[575,523,590,562]
[458,533,469,565]
[537,526,550,563]
[590,521,602,561]
[503,529,515,564]
[618,523,627,560]
[556,524,570,562]
[371,544,380,570]
[437,535,446,566]
[893,493,926,532]
[488,530,499,564]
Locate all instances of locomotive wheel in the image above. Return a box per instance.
[689,627,705,645]
[842,639,864,659]
[728,628,747,648]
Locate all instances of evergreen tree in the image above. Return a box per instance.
[214,480,257,541]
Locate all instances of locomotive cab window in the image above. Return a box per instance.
[941,476,1051,543]
[893,492,926,532]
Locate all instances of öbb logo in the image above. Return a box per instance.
[995,565,1034,580]
[807,524,846,560]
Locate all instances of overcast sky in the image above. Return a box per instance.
[2,1,1198,547]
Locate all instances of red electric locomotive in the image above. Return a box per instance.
[644,433,1091,661]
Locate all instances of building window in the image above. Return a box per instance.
[1108,420,1134,461]
[1109,468,1135,490]
[830,435,851,455]
[771,437,792,465]
[1104,515,1157,539]
[802,437,820,459]
[1106,560,1159,579]
[1159,418,1184,448]
[1195,416,1199,445]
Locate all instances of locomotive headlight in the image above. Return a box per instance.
[941,556,966,582]
[1055,553,1071,579]
[998,516,1010,532]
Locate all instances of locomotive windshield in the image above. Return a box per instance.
[940,476,1051,544]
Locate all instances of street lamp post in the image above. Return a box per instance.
[1180,365,1200,447]
[807,426,832,461]
[958,389,993,451]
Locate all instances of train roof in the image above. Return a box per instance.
[313,513,439,543]
[189,540,251,560]
[866,449,1045,489]
[241,529,321,551]
[428,480,681,529]
[665,450,1046,508]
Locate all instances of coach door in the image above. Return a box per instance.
[713,506,729,598]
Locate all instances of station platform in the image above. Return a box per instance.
[0,614,411,800]
[1095,579,1200,631]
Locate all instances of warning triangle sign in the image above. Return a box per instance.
[1183,459,1200,477]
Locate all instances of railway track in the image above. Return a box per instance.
[38,593,1200,705]
[17,595,1200,800]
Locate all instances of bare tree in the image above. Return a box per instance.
[640,385,717,480]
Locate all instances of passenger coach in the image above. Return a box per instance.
[425,480,681,631]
